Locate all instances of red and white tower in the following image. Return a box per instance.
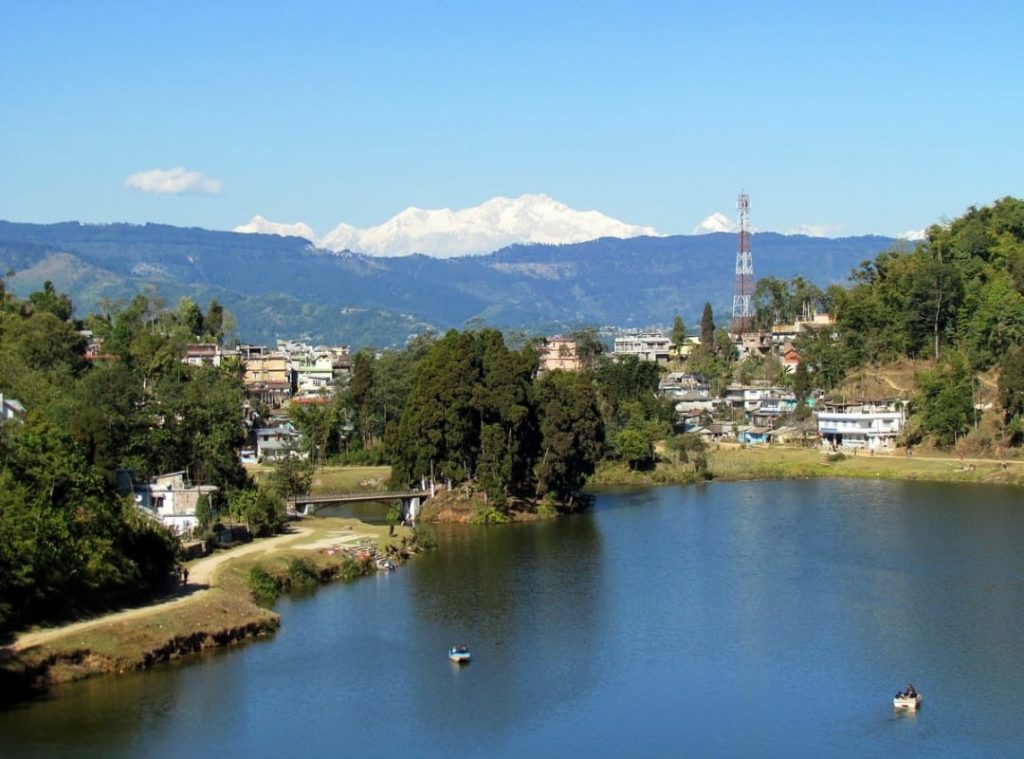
[730,192,754,334]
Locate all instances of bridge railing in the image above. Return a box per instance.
[285,490,430,504]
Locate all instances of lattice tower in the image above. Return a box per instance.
[731,192,754,333]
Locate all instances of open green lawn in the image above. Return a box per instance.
[706,445,1024,486]
[593,444,1024,489]
[243,464,392,493]
[310,466,392,493]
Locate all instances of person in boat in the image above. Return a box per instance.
[905,683,916,697]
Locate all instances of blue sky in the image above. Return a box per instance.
[2,1,1022,237]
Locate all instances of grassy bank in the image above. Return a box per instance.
[592,444,1024,489]
[1,517,415,703]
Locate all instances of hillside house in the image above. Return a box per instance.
[737,332,773,359]
[538,336,582,372]
[0,392,26,422]
[672,336,701,359]
[673,391,717,415]
[660,372,709,393]
[241,348,294,407]
[738,425,773,446]
[255,424,302,462]
[816,399,906,451]
[708,421,737,441]
[123,471,218,536]
[725,384,796,418]
[780,343,803,373]
[293,353,336,395]
[771,312,836,346]
[614,332,672,364]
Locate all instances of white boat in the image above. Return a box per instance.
[893,691,922,710]
[448,645,471,664]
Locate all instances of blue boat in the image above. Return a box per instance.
[448,644,471,663]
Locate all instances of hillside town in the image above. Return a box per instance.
[11,311,898,538]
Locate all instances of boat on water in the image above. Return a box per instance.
[448,645,471,664]
[893,684,921,710]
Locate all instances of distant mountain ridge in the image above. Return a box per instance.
[234,194,662,257]
[0,219,903,348]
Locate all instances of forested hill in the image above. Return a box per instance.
[0,220,897,347]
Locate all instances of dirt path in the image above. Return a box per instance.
[11,526,315,652]
[878,375,907,393]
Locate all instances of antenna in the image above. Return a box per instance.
[731,192,754,333]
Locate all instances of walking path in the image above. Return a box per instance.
[10,526,317,652]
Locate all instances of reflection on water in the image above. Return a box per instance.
[2,479,1023,757]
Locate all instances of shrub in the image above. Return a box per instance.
[413,525,438,551]
[287,557,319,590]
[335,555,365,580]
[248,565,279,606]
[470,507,510,525]
[535,500,558,519]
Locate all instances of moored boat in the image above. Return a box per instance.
[448,645,471,663]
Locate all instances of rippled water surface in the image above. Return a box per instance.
[3,479,1023,758]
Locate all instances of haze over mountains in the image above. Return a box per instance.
[0,215,903,348]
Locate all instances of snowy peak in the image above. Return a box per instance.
[234,215,316,242]
[692,212,737,235]
[237,194,661,258]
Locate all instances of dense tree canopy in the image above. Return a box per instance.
[787,197,1024,445]
[387,329,605,508]
[0,287,249,632]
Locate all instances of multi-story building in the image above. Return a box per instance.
[815,399,907,451]
[240,346,293,407]
[614,332,672,364]
[292,353,336,395]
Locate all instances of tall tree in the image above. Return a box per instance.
[535,370,604,506]
[998,346,1024,423]
[670,315,687,353]
[699,302,715,348]
[915,352,974,446]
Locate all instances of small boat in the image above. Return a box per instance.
[448,645,471,664]
[893,685,922,710]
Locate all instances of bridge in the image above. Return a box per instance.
[285,489,432,521]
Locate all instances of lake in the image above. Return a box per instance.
[2,479,1023,758]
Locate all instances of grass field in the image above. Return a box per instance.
[593,444,1024,489]
[707,444,1024,486]
[243,464,392,493]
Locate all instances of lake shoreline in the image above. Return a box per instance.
[588,444,1024,490]
[0,517,419,706]
[4,447,1021,706]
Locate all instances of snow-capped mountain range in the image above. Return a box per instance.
[234,194,661,258]
[234,194,929,257]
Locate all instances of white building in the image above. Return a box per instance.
[614,332,672,364]
[129,471,218,536]
[816,400,907,451]
[0,392,26,422]
[255,423,302,462]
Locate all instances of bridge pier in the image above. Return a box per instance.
[401,496,421,524]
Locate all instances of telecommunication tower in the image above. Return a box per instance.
[730,192,754,334]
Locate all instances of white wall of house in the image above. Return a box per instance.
[614,332,672,363]
[816,410,905,451]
